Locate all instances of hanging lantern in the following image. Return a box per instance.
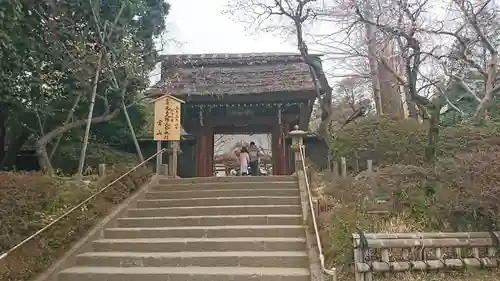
[277,104,282,125]
[199,107,204,126]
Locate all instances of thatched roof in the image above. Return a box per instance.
[151,52,320,97]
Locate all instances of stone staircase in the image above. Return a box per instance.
[58,175,312,281]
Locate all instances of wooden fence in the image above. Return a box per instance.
[352,232,500,281]
[327,155,373,176]
[316,157,379,215]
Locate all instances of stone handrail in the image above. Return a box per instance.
[353,231,500,281]
[297,143,337,281]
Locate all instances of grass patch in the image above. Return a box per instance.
[0,164,152,281]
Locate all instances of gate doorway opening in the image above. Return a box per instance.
[213,134,272,177]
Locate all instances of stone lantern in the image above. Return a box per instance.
[287,125,307,173]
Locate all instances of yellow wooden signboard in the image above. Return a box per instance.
[151,94,185,141]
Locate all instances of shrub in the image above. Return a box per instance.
[52,143,138,175]
[0,165,152,281]
[330,117,428,166]
[329,116,499,167]
[431,145,500,231]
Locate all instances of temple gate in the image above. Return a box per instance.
[150,53,321,177]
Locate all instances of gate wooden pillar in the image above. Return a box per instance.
[209,133,214,176]
[196,126,213,177]
[280,123,289,175]
[272,123,288,175]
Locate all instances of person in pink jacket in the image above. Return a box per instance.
[239,147,250,176]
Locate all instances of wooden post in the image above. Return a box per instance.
[333,161,339,176]
[276,123,287,175]
[472,247,480,259]
[160,164,169,176]
[381,249,389,278]
[353,237,365,281]
[156,141,162,175]
[98,164,106,177]
[488,246,497,258]
[209,132,214,177]
[196,127,213,177]
[327,154,332,171]
[366,160,373,173]
[354,152,360,173]
[402,249,410,260]
[171,141,179,178]
[435,248,442,260]
[196,134,204,177]
[340,157,347,178]
[168,141,174,176]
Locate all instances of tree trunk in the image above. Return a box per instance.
[364,9,383,115]
[378,61,405,117]
[406,101,420,119]
[77,51,103,177]
[0,109,6,163]
[425,104,442,162]
[122,101,144,162]
[36,143,53,175]
[49,92,84,160]
[474,53,498,123]
[35,108,120,174]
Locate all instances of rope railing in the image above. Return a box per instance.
[0,148,167,261]
[298,144,337,281]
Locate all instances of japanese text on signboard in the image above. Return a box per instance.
[153,95,182,141]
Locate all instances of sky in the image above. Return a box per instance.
[150,0,300,85]
[164,0,297,54]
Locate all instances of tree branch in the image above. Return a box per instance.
[449,74,482,102]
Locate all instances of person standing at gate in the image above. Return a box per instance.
[239,147,250,176]
[248,142,260,176]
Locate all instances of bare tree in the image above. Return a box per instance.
[214,135,234,156]
[352,0,435,109]
[345,0,460,160]
[429,0,499,122]
[227,0,334,145]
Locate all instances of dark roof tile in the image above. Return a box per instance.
[153,52,320,96]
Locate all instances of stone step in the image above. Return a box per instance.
[144,189,299,199]
[117,215,303,227]
[75,251,309,268]
[158,175,296,185]
[127,205,302,217]
[136,196,301,208]
[92,237,307,252]
[59,266,310,281]
[151,181,297,191]
[104,225,306,239]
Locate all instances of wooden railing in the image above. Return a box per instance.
[352,232,500,281]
